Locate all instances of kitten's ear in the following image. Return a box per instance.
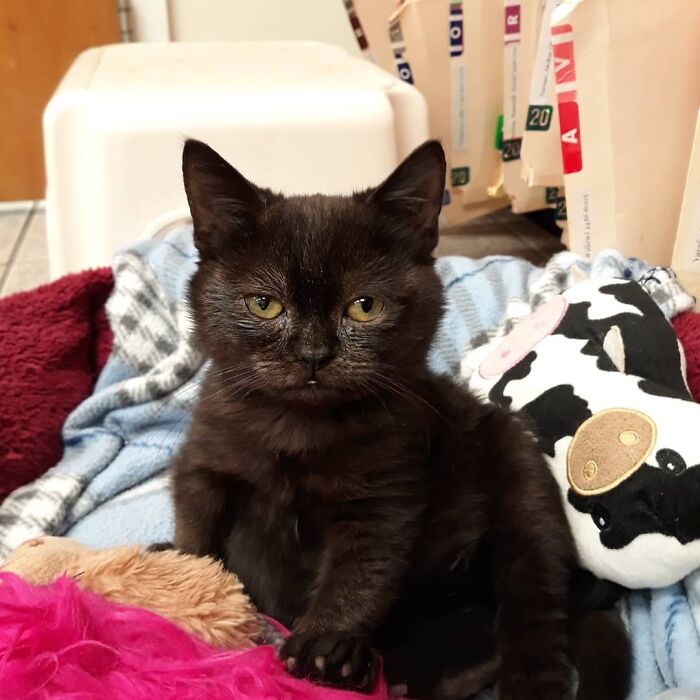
[182,139,264,257]
[368,140,446,254]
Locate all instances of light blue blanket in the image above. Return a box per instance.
[0,226,697,699]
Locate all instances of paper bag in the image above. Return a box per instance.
[453,0,507,214]
[672,109,700,304]
[498,0,548,213]
[390,0,507,225]
[520,0,565,187]
[552,0,700,264]
[389,0,460,224]
[343,0,397,75]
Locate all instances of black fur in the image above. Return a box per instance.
[169,139,630,699]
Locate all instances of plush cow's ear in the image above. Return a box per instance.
[603,325,626,373]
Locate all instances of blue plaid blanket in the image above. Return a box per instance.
[0,225,696,699]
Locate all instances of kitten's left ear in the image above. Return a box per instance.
[368,140,446,254]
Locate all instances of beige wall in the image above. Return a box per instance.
[129,0,360,54]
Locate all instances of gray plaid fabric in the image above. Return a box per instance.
[0,234,204,559]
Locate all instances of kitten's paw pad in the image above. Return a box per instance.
[281,631,377,691]
[146,541,175,552]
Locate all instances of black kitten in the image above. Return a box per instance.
[169,139,630,699]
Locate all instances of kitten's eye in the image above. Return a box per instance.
[346,297,385,322]
[244,294,284,320]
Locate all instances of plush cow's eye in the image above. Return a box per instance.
[591,504,611,531]
[656,448,686,475]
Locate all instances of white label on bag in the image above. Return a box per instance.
[504,0,521,140]
[573,188,595,258]
[528,0,563,105]
[452,63,467,150]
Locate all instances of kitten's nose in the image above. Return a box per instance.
[299,348,333,375]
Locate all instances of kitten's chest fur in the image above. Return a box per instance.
[219,447,403,626]
[185,374,487,627]
[223,473,328,625]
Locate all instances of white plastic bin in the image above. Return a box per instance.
[43,41,429,278]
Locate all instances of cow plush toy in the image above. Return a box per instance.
[465,277,700,589]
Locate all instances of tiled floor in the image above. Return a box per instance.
[0,202,50,298]
[0,202,564,298]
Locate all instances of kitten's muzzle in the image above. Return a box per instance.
[299,347,335,380]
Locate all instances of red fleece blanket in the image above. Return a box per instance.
[673,312,700,402]
[0,269,113,505]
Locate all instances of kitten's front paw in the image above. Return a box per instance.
[280,631,377,691]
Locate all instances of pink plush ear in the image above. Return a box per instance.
[479,295,568,379]
[0,573,392,700]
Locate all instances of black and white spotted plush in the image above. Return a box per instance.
[466,277,700,588]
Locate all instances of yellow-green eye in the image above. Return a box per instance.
[345,296,384,322]
[244,294,284,319]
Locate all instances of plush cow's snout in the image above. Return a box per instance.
[567,409,656,495]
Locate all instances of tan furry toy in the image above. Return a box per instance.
[0,536,261,649]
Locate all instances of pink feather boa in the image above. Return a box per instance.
[0,573,390,699]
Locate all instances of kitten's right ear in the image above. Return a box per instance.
[182,139,263,257]
[367,140,446,256]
